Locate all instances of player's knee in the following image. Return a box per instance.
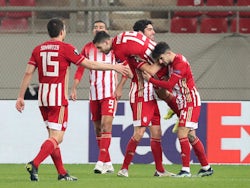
[133,133,143,142]
[188,133,196,143]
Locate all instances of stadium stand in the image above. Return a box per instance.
[205,0,235,17]
[171,17,198,33]
[236,0,250,17]
[0,0,249,34]
[174,0,204,17]
[6,0,35,18]
[231,17,250,33]
[0,0,6,17]
[200,17,228,33]
[0,17,29,32]
[109,0,175,32]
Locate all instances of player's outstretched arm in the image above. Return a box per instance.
[140,62,161,76]
[80,58,130,76]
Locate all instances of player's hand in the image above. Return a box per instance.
[113,64,130,76]
[114,86,123,100]
[142,71,151,81]
[70,88,77,101]
[16,97,25,113]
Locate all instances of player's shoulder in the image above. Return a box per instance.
[85,41,94,46]
[175,54,186,62]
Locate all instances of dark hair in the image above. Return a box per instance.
[93,20,107,28]
[152,42,171,60]
[133,19,153,32]
[47,18,64,38]
[93,31,111,44]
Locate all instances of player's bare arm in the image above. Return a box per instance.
[139,62,161,76]
[142,71,151,81]
[16,64,36,113]
[115,75,127,100]
[80,58,130,76]
[70,79,80,101]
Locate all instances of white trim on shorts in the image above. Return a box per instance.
[45,121,67,131]
[185,121,198,130]
[132,120,152,127]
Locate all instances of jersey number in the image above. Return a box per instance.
[40,51,59,77]
[120,32,146,46]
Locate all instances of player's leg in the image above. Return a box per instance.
[27,106,77,181]
[149,100,175,177]
[90,100,104,173]
[118,126,145,177]
[26,106,57,181]
[101,98,117,173]
[118,101,146,177]
[93,120,102,148]
[148,100,165,175]
[49,128,77,181]
[149,126,165,175]
[90,100,102,149]
[94,98,116,174]
[174,108,192,177]
[48,106,77,181]
[188,129,213,177]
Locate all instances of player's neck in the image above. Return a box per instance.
[50,37,63,42]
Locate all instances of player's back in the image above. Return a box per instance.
[31,40,74,84]
[112,32,157,103]
[112,31,156,64]
[29,40,84,106]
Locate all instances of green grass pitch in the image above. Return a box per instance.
[0,164,249,188]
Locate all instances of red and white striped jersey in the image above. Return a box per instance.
[28,40,85,106]
[149,54,201,109]
[128,58,156,103]
[74,42,117,100]
[112,31,157,103]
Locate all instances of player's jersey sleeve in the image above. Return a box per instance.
[63,43,85,65]
[149,60,183,90]
[28,47,39,67]
[74,66,84,80]
[73,43,90,80]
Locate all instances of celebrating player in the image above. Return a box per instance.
[15,18,129,181]
[71,20,116,174]
[93,23,174,177]
[142,42,214,177]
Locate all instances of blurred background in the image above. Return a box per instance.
[0,0,249,101]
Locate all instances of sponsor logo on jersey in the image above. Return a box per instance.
[74,49,80,55]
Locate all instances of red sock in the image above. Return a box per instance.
[98,132,111,162]
[105,151,111,163]
[167,96,180,117]
[190,137,209,167]
[33,138,57,168]
[151,138,164,173]
[51,146,67,175]
[121,137,138,170]
[179,137,190,168]
[96,136,101,148]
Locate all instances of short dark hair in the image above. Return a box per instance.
[93,20,107,28]
[93,31,111,44]
[152,42,171,60]
[133,19,153,32]
[47,18,64,38]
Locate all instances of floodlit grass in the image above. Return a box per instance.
[0,164,249,188]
